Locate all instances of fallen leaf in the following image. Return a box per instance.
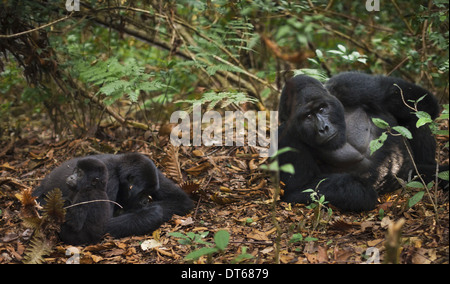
[247,230,269,241]
[360,221,375,232]
[90,254,104,263]
[380,216,392,229]
[367,239,384,247]
[317,246,329,263]
[192,150,205,157]
[141,239,162,251]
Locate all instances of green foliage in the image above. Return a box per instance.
[176,91,258,112]
[293,68,329,82]
[289,233,318,244]
[302,179,332,231]
[169,230,231,261]
[1,0,448,135]
[231,246,254,264]
[168,231,210,246]
[369,131,388,156]
[260,147,297,174]
[438,171,449,181]
[408,191,425,209]
[324,44,368,65]
[184,230,230,261]
[77,58,167,105]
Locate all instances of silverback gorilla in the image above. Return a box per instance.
[33,153,193,244]
[278,72,448,212]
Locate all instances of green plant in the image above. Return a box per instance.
[77,57,168,105]
[231,246,254,264]
[176,91,258,112]
[168,231,210,247]
[302,179,332,231]
[260,147,297,264]
[170,230,230,262]
[369,91,449,214]
[184,230,230,262]
[289,233,318,244]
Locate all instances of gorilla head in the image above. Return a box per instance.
[66,158,108,191]
[279,75,347,150]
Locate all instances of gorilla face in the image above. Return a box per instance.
[294,96,347,150]
[279,75,347,150]
[297,99,346,150]
[66,158,108,191]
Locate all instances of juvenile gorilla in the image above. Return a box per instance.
[60,158,111,245]
[278,72,447,212]
[33,153,193,243]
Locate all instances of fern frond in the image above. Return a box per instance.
[176,91,257,112]
[42,188,66,227]
[17,188,41,230]
[23,234,53,264]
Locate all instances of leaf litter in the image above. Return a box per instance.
[0,124,448,264]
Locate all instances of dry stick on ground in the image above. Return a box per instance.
[384,218,406,264]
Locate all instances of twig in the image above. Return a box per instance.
[394,84,417,112]
[0,14,73,38]
[64,199,123,209]
[395,84,438,215]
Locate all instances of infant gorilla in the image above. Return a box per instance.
[61,158,111,245]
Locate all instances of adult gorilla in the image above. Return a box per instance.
[278,72,447,212]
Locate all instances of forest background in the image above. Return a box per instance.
[0,0,448,264]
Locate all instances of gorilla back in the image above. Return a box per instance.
[33,153,194,241]
[278,73,446,212]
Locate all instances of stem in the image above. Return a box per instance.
[401,137,438,216]
[64,199,123,209]
[270,168,282,264]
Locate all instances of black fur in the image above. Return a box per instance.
[278,72,446,212]
[33,153,194,242]
[60,158,111,245]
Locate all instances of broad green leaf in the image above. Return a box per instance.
[185,247,218,260]
[406,181,424,189]
[415,111,433,128]
[372,118,390,129]
[408,191,425,208]
[214,230,230,251]
[369,132,388,155]
[275,147,297,156]
[289,233,304,243]
[392,126,412,139]
[438,170,449,181]
[279,164,295,174]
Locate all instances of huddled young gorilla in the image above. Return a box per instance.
[60,158,111,245]
[33,153,194,244]
[278,72,448,212]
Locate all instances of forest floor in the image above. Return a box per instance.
[0,122,448,264]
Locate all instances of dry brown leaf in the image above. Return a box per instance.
[185,162,211,175]
[247,230,269,241]
[163,145,183,183]
[317,246,329,263]
[192,149,205,157]
[329,220,354,232]
[181,181,200,195]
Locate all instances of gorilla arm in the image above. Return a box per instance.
[105,174,193,238]
[278,123,378,212]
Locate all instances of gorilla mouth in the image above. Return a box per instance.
[323,132,338,144]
